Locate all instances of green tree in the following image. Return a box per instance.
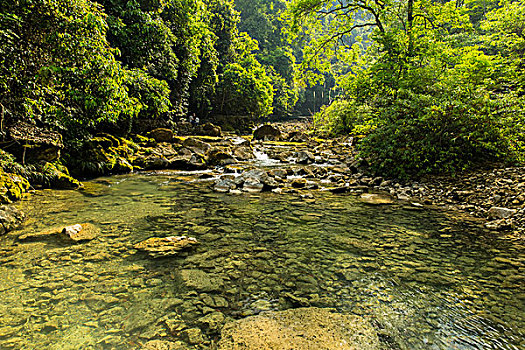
[214,33,274,118]
[289,0,524,177]
[0,0,139,139]
[235,0,299,117]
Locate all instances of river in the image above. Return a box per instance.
[0,171,523,349]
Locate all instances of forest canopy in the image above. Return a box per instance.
[0,0,523,178]
[289,0,525,177]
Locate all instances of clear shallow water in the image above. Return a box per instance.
[0,171,523,349]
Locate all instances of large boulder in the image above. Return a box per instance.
[182,138,211,153]
[253,125,281,141]
[7,122,63,162]
[214,177,237,193]
[217,307,380,350]
[196,122,222,137]
[235,169,278,191]
[207,147,236,166]
[0,205,25,235]
[146,128,174,143]
[134,236,199,258]
[233,146,255,160]
[295,151,315,164]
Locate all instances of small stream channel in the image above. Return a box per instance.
[0,171,523,349]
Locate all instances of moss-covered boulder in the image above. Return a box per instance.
[0,170,31,203]
[68,134,138,177]
[146,128,174,143]
[35,163,82,189]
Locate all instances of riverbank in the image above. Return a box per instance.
[0,122,523,240]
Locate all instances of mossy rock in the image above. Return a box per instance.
[87,133,122,148]
[41,163,82,190]
[70,135,138,177]
[0,205,25,235]
[0,170,31,204]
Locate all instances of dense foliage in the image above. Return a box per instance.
[290,0,525,178]
[235,0,299,117]
[0,0,139,139]
[0,0,287,143]
[1,0,523,179]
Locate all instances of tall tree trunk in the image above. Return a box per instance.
[407,0,414,57]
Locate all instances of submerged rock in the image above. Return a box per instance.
[487,207,516,219]
[197,311,226,332]
[180,269,223,292]
[217,307,379,350]
[61,223,99,242]
[19,223,99,242]
[134,236,199,258]
[359,193,395,205]
[18,226,62,241]
[142,340,186,350]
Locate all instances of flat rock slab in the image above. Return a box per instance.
[18,223,99,242]
[217,307,380,350]
[359,193,395,205]
[18,227,62,241]
[180,269,223,292]
[134,236,199,258]
[487,207,516,219]
[61,223,99,242]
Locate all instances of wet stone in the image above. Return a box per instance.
[217,307,380,350]
[142,339,186,350]
[134,236,199,258]
[61,223,99,242]
[359,193,395,205]
[180,269,224,292]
